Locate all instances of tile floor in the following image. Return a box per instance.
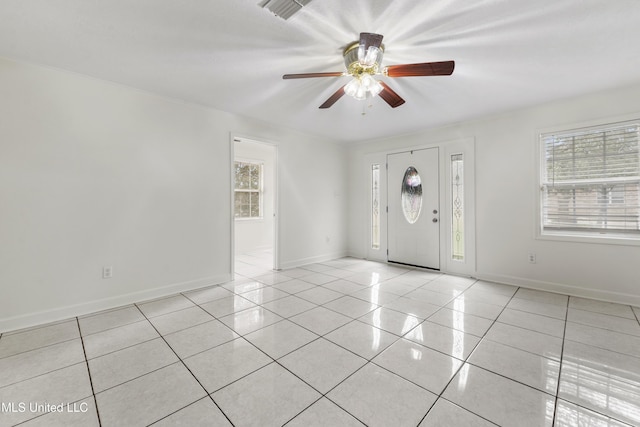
[1,258,640,426]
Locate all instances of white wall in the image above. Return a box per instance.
[0,57,347,331]
[348,83,640,306]
[234,139,275,255]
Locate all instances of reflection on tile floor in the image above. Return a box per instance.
[1,258,640,426]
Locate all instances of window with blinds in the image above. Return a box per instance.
[234,161,263,219]
[540,120,640,237]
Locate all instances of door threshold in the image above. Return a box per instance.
[388,260,440,271]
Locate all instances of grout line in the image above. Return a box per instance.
[416,283,520,426]
[132,304,236,426]
[76,317,102,427]
[551,295,570,427]
[0,335,81,362]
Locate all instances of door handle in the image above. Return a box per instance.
[432,218,438,223]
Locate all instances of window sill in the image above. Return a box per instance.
[538,230,640,247]
[235,217,264,222]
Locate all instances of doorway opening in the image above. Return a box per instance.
[232,137,278,276]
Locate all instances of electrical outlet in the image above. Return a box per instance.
[528,253,536,264]
[102,266,113,279]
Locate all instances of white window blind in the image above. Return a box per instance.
[541,120,640,235]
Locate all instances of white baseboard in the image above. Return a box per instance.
[279,251,349,270]
[0,273,232,334]
[476,272,640,307]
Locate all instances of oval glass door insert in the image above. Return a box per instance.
[401,166,423,224]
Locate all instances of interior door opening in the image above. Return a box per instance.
[232,137,278,275]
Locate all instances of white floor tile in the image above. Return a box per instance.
[327,363,437,427]
[183,285,233,305]
[484,322,563,361]
[212,363,321,427]
[568,308,640,337]
[445,296,504,320]
[243,320,318,359]
[149,306,214,336]
[82,320,159,359]
[163,319,238,359]
[373,338,463,394]
[88,338,179,393]
[19,397,99,427]
[288,306,352,336]
[199,295,256,318]
[0,363,93,425]
[565,322,640,358]
[554,399,633,427]
[286,397,365,427]
[383,296,440,319]
[443,364,555,426]
[218,306,283,335]
[96,362,205,426]
[514,288,568,307]
[468,339,560,394]
[239,287,290,304]
[569,296,636,319]
[260,295,317,318]
[270,278,317,294]
[78,306,145,336]
[358,307,422,336]
[0,320,79,358]
[559,345,640,425]
[153,397,232,426]
[279,338,367,393]
[324,321,398,360]
[404,288,456,306]
[295,286,344,305]
[137,295,195,318]
[183,338,271,393]
[497,308,566,338]
[419,399,496,427]
[404,321,481,360]
[323,296,378,318]
[427,308,494,337]
[0,338,85,388]
[507,297,567,320]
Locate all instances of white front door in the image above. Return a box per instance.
[387,148,440,269]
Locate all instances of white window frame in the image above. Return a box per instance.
[536,116,640,246]
[234,159,264,220]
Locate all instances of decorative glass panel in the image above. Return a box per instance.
[371,164,380,249]
[401,167,423,224]
[451,154,465,261]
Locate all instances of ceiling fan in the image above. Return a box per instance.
[283,32,455,109]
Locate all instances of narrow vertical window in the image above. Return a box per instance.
[451,154,465,260]
[371,164,380,249]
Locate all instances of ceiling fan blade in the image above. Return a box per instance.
[319,85,347,109]
[385,61,455,77]
[360,32,384,50]
[283,72,344,79]
[378,82,405,108]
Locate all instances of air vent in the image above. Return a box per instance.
[259,0,312,20]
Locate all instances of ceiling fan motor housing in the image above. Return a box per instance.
[343,41,384,76]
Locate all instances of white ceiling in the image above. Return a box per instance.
[1,0,639,143]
